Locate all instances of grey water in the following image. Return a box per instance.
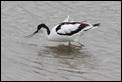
[1,1,121,81]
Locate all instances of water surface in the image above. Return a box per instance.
[1,1,121,81]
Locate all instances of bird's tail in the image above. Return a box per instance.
[93,23,100,27]
[91,23,100,29]
[84,23,100,31]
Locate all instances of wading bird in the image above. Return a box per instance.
[27,16,100,46]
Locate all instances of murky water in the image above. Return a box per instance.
[1,1,121,81]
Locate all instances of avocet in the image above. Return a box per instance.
[27,16,100,46]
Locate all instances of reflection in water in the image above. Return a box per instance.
[44,44,87,59]
[37,44,97,70]
[45,45,81,59]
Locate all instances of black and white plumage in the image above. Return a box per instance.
[28,16,100,45]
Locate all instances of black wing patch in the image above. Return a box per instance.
[56,22,89,36]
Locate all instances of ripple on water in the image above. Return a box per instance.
[34,44,98,80]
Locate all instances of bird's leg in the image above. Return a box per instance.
[68,41,72,46]
[76,41,84,46]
